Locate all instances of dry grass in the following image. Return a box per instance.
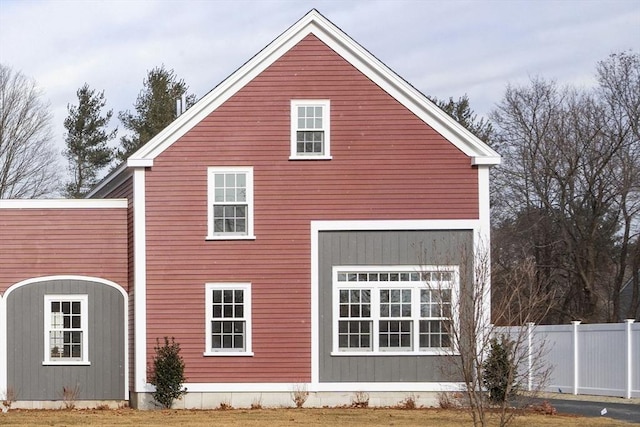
[0,407,636,426]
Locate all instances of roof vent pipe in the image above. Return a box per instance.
[176,94,187,116]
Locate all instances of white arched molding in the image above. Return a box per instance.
[0,275,129,399]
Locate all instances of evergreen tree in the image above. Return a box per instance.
[63,83,115,198]
[429,94,494,143]
[117,65,196,161]
[150,337,187,408]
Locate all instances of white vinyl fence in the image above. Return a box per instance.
[497,320,639,399]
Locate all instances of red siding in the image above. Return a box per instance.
[102,176,135,391]
[0,208,128,291]
[144,35,479,382]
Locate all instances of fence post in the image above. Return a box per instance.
[527,322,534,392]
[625,319,634,399]
[571,320,581,395]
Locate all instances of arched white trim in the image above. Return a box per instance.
[0,275,129,400]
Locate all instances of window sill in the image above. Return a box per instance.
[206,235,256,241]
[289,155,333,161]
[330,350,454,357]
[42,361,91,366]
[203,351,254,357]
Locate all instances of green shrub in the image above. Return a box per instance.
[482,335,517,403]
[149,337,187,408]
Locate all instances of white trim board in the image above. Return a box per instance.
[133,168,148,393]
[0,199,127,209]
[127,10,500,165]
[94,9,499,193]
[142,381,465,393]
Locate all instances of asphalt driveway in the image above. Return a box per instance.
[535,398,640,424]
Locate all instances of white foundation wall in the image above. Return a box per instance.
[131,391,441,410]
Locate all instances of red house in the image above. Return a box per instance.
[0,10,499,408]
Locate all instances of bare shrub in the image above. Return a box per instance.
[397,393,417,409]
[218,400,233,410]
[528,400,557,416]
[291,383,309,408]
[60,384,80,410]
[1,386,19,412]
[437,391,464,409]
[250,395,263,410]
[351,391,369,408]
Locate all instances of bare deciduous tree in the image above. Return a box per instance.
[490,52,640,322]
[0,64,59,198]
[595,52,640,320]
[426,243,552,427]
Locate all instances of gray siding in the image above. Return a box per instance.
[7,279,125,400]
[318,230,472,383]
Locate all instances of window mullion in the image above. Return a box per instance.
[372,284,380,353]
[412,287,420,353]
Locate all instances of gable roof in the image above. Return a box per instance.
[101,9,499,189]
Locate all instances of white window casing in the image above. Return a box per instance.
[43,295,90,365]
[207,167,255,240]
[332,266,459,356]
[204,283,253,356]
[290,100,331,160]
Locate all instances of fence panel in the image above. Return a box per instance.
[536,324,575,394]
[578,324,627,396]
[498,321,638,399]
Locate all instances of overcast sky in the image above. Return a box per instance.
[1,0,639,166]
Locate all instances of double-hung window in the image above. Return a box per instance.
[204,283,253,356]
[290,100,331,159]
[420,277,452,348]
[333,267,457,355]
[207,167,254,239]
[337,289,372,350]
[43,295,89,365]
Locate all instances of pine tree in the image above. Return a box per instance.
[63,84,116,198]
[117,65,196,161]
[429,94,494,143]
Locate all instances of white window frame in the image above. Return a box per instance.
[43,294,90,365]
[204,283,253,356]
[206,167,255,240]
[331,266,458,356]
[290,100,331,160]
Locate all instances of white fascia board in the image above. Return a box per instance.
[0,199,128,209]
[126,9,499,166]
[472,156,502,166]
[307,17,501,165]
[129,13,319,162]
[127,158,153,168]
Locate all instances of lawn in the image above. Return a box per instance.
[0,408,636,426]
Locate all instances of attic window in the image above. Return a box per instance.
[290,100,331,160]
